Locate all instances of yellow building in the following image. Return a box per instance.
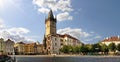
[14,42,43,55]
[0,38,6,55]
[14,42,25,55]
[24,43,37,55]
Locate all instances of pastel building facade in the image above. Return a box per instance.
[101,36,120,46]
[14,42,44,55]
[0,38,15,55]
[5,39,15,55]
[36,44,44,54]
[14,42,25,55]
[24,43,37,55]
[0,38,6,55]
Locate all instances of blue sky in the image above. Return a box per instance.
[0,0,120,44]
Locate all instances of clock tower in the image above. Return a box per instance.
[45,10,57,36]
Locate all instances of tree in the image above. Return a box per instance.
[75,46,81,53]
[70,46,76,53]
[90,43,101,53]
[85,44,93,54]
[116,44,120,51]
[95,43,101,52]
[60,45,70,53]
[108,43,116,53]
[80,45,89,55]
[101,44,109,54]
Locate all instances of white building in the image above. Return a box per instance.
[5,39,15,55]
[101,36,120,45]
[45,35,61,54]
[57,34,82,47]
[45,34,82,55]
[36,44,44,54]
[0,38,15,55]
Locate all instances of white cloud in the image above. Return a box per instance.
[90,32,95,34]
[83,35,101,44]
[8,27,30,35]
[0,28,33,43]
[0,18,5,28]
[0,0,4,9]
[33,0,73,21]
[94,35,101,39]
[57,0,73,12]
[0,18,35,43]
[74,8,82,14]
[84,36,101,42]
[38,7,50,14]
[0,0,23,12]
[57,27,90,39]
[57,12,72,21]
[57,27,101,44]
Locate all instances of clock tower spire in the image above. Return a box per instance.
[45,10,57,36]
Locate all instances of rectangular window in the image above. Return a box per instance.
[60,39,63,42]
[53,47,54,50]
[61,43,63,45]
[48,47,50,49]
[55,38,57,41]
[55,43,57,46]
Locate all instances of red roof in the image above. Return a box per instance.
[103,36,120,42]
[57,34,79,41]
[57,34,64,37]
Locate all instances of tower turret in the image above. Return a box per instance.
[48,10,54,19]
[45,10,57,36]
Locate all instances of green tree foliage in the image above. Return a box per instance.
[69,45,74,53]
[79,45,89,55]
[116,43,120,51]
[60,45,81,54]
[60,45,70,53]
[70,46,76,53]
[60,42,120,55]
[75,46,81,53]
[85,44,94,55]
[101,44,109,54]
[90,43,101,53]
[108,43,116,52]
[95,43,101,52]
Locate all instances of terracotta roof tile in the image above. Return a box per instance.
[103,36,120,42]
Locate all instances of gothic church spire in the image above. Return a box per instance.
[48,9,54,19]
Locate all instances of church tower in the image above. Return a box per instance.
[43,10,57,54]
[45,10,57,36]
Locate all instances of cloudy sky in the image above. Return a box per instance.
[0,0,120,44]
